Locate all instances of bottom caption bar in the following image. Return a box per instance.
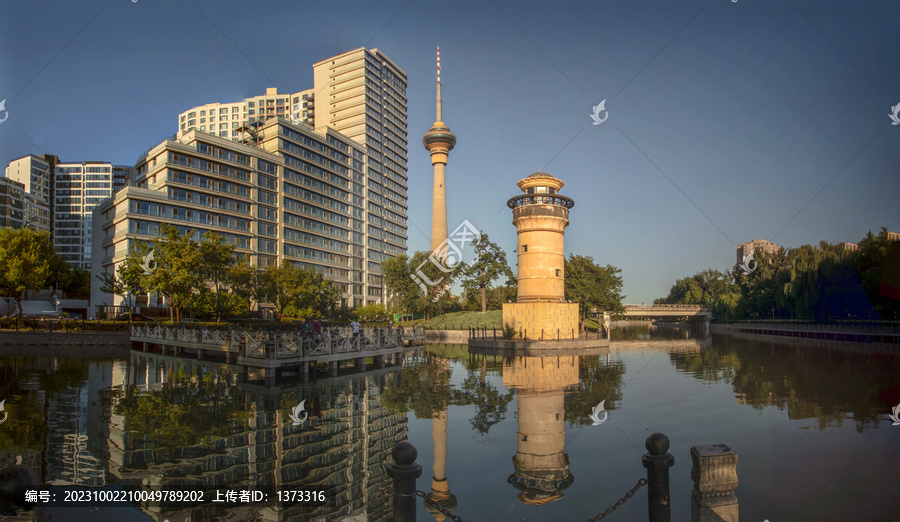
[15,485,333,507]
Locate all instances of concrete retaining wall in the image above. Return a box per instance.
[424,330,470,343]
[0,332,131,356]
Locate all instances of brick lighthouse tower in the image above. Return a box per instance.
[502,172,580,338]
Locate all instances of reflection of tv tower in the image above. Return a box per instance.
[426,356,458,520]
[504,356,579,505]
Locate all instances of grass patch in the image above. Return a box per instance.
[420,310,503,330]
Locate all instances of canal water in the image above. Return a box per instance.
[0,325,898,521]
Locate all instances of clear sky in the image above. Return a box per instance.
[2,0,898,304]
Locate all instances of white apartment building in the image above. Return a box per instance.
[92,115,404,313]
[54,162,132,270]
[178,88,315,141]
[165,47,409,306]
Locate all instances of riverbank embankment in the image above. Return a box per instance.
[711,323,900,351]
[0,332,131,357]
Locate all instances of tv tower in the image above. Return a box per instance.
[423,46,457,253]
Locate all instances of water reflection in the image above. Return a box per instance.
[118,351,406,520]
[671,334,900,432]
[2,330,898,521]
[504,356,578,505]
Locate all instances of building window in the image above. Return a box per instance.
[556,269,561,277]
[522,245,527,253]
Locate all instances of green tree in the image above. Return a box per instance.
[196,232,242,324]
[227,255,262,316]
[96,242,151,310]
[457,233,515,313]
[382,254,421,313]
[354,302,387,322]
[564,254,625,331]
[259,263,340,317]
[144,225,203,322]
[0,228,54,316]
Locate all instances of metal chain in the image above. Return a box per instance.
[585,478,648,521]
[372,487,466,522]
[414,490,465,522]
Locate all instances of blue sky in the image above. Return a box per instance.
[2,0,898,304]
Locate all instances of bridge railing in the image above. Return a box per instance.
[623,304,706,311]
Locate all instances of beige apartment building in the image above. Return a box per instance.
[157,48,408,313]
[91,115,404,314]
[736,238,782,265]
[5,154,52,204]
[0,176,49,231]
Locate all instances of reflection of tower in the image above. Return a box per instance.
[503,173,579,337]
[504,356,579,505]
[426,356,458,520]
[423,47,457,253]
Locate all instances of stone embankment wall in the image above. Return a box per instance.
[0,332,131,357]
[424,330,470,343]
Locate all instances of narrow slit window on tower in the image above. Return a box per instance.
[522,245,527,253]
[556,269,561,277]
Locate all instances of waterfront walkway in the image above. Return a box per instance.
[130,325,426,381]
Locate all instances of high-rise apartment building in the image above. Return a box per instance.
[736,239,782,265]
[177,88,315,140]
[160,48,408,309]
[312,48,408,192]
[54,162,133,270]
[92,115,403,313]
[0,176,50,231]
[5,154,52,204]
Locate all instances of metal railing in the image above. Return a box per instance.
[131,325,425,359]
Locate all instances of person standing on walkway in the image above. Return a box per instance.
[351,319,360,345]
[313,318,323,341]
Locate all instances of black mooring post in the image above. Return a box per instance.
[386,441,422,522]
[643,433,674,522]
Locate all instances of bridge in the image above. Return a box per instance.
[621,304,712,319]
[592,304,712,331]
[130,325,426,384]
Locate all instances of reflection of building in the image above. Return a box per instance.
[503,356,579,505]
[736,239,781,265]
[44,362,123,487]
[107,353,407,521]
